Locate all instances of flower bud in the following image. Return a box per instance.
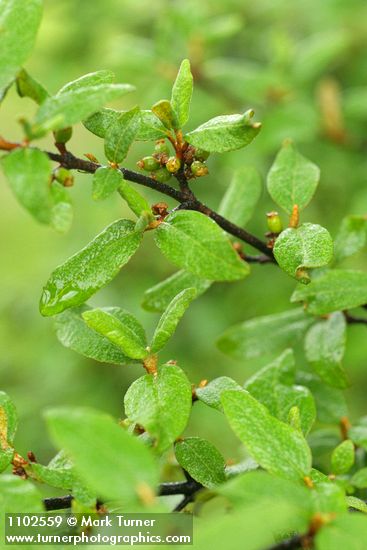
[154,140,170,155]
[166,156,181,173]
[154,168,172,183]
[194,147,210,161]
[191,160,209,177]
[54,127,73,144]
[54,167,74,187]
[137,156,160,171]
[266,211,283,234]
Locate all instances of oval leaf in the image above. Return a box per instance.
[171,59,193,128]
[82,308,147,361]
[175,437,226,488]
[92,166,122,201]
[155,210,249,281]
[104,106,141,164]
[40,219,142,316]
[185,110,261,153]
[124,364,192,452]
[273,223,333,283]
[267,141,320,214]
[150,288,197,353]
[218,167,262,228]
[222,390,312,481]
[45,407,159,504]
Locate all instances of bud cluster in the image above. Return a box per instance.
[136,139,210,183]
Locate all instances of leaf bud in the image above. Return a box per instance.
[54,167,74,187]
[266,211,283,234]
[137,156,160,171]
[166,156,181,173]
[191,160,209,177]
[153,168,172,183]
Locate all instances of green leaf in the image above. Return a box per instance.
[185,110,261,153]
[171,59,193,128]
[331,440,355,475]
[244,350,315,435]
[301,373,348,424]
[92,166,122,201]
[16,68,48,104]
[104,106,141,164]
[273,224,333,283]
[45,407,159,504]
[351,468,367,489]
[150,288,197,353]
[196,377,242,412]
[291,269,367,315]
[349,423,367,451]
[40,219,142,316]
[82,308,147,361]
[315,513,367,550]
[118,178,152,218]
[311,482,347,515]
[217,308,314,361]
[334,215,367,263]
[54,306,139,365]
[222,390,312,481]
[304,312,348,389]
[174,437,226,488]
[151,100,178,130]
[0,476,43,514]
[31,461,76,490]
[218,471,312,523]
[0,392,18,472]
[0,0,43,92]
[1,147,53,224]
[142,270,211,313]
[218,167,262,227]
[35,75,134,132]
[267,140,320,214]
[57,70,115,94]
[50,181,73,233]
[124,364,192,452]
[83,108,167,141]
[346,496,367,514]
[155,210,249,281]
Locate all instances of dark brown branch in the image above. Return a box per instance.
[344,311,367,325]
[40,147,274,260]
[42,478,203,511]
[266,534,304,550]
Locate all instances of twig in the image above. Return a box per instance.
[0,139,274,260]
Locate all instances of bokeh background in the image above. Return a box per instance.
[2,0,367,492]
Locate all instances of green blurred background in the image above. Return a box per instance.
[2,0,367,485]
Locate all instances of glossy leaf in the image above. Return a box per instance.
[83,108,167,141]
[174,437,226,488]
[82,308,147,361]
[267,140,320,214]
[92,166,122,201]
[331,439,355,475]
[16,68,48,104]
[118,178,152,218]
[171,59,193,128]
[196,377,242,412]
[334,215,367,263]
[40,219,142,316]
[1,147,52,224]
[155,210,249,281]
[217,308,314,361]
[244,350,315,435]
[291,269,367,315]
[54,306,139,365]
[0,0,43,92]
[301,373,348,424]
[304,312,348,389]
[124,364,192,452]
[185,110,261,153]
[222,390,312,481]
[50,181,73,233]
[274,224,333,283]
[45,407,159,504]
[31,461,76,490]
[151,99,178,130]
[35,73,134,131]
[150,288,197,353]
[104,106,141,164]
[142,270,211,313]
[218,167,262,227]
